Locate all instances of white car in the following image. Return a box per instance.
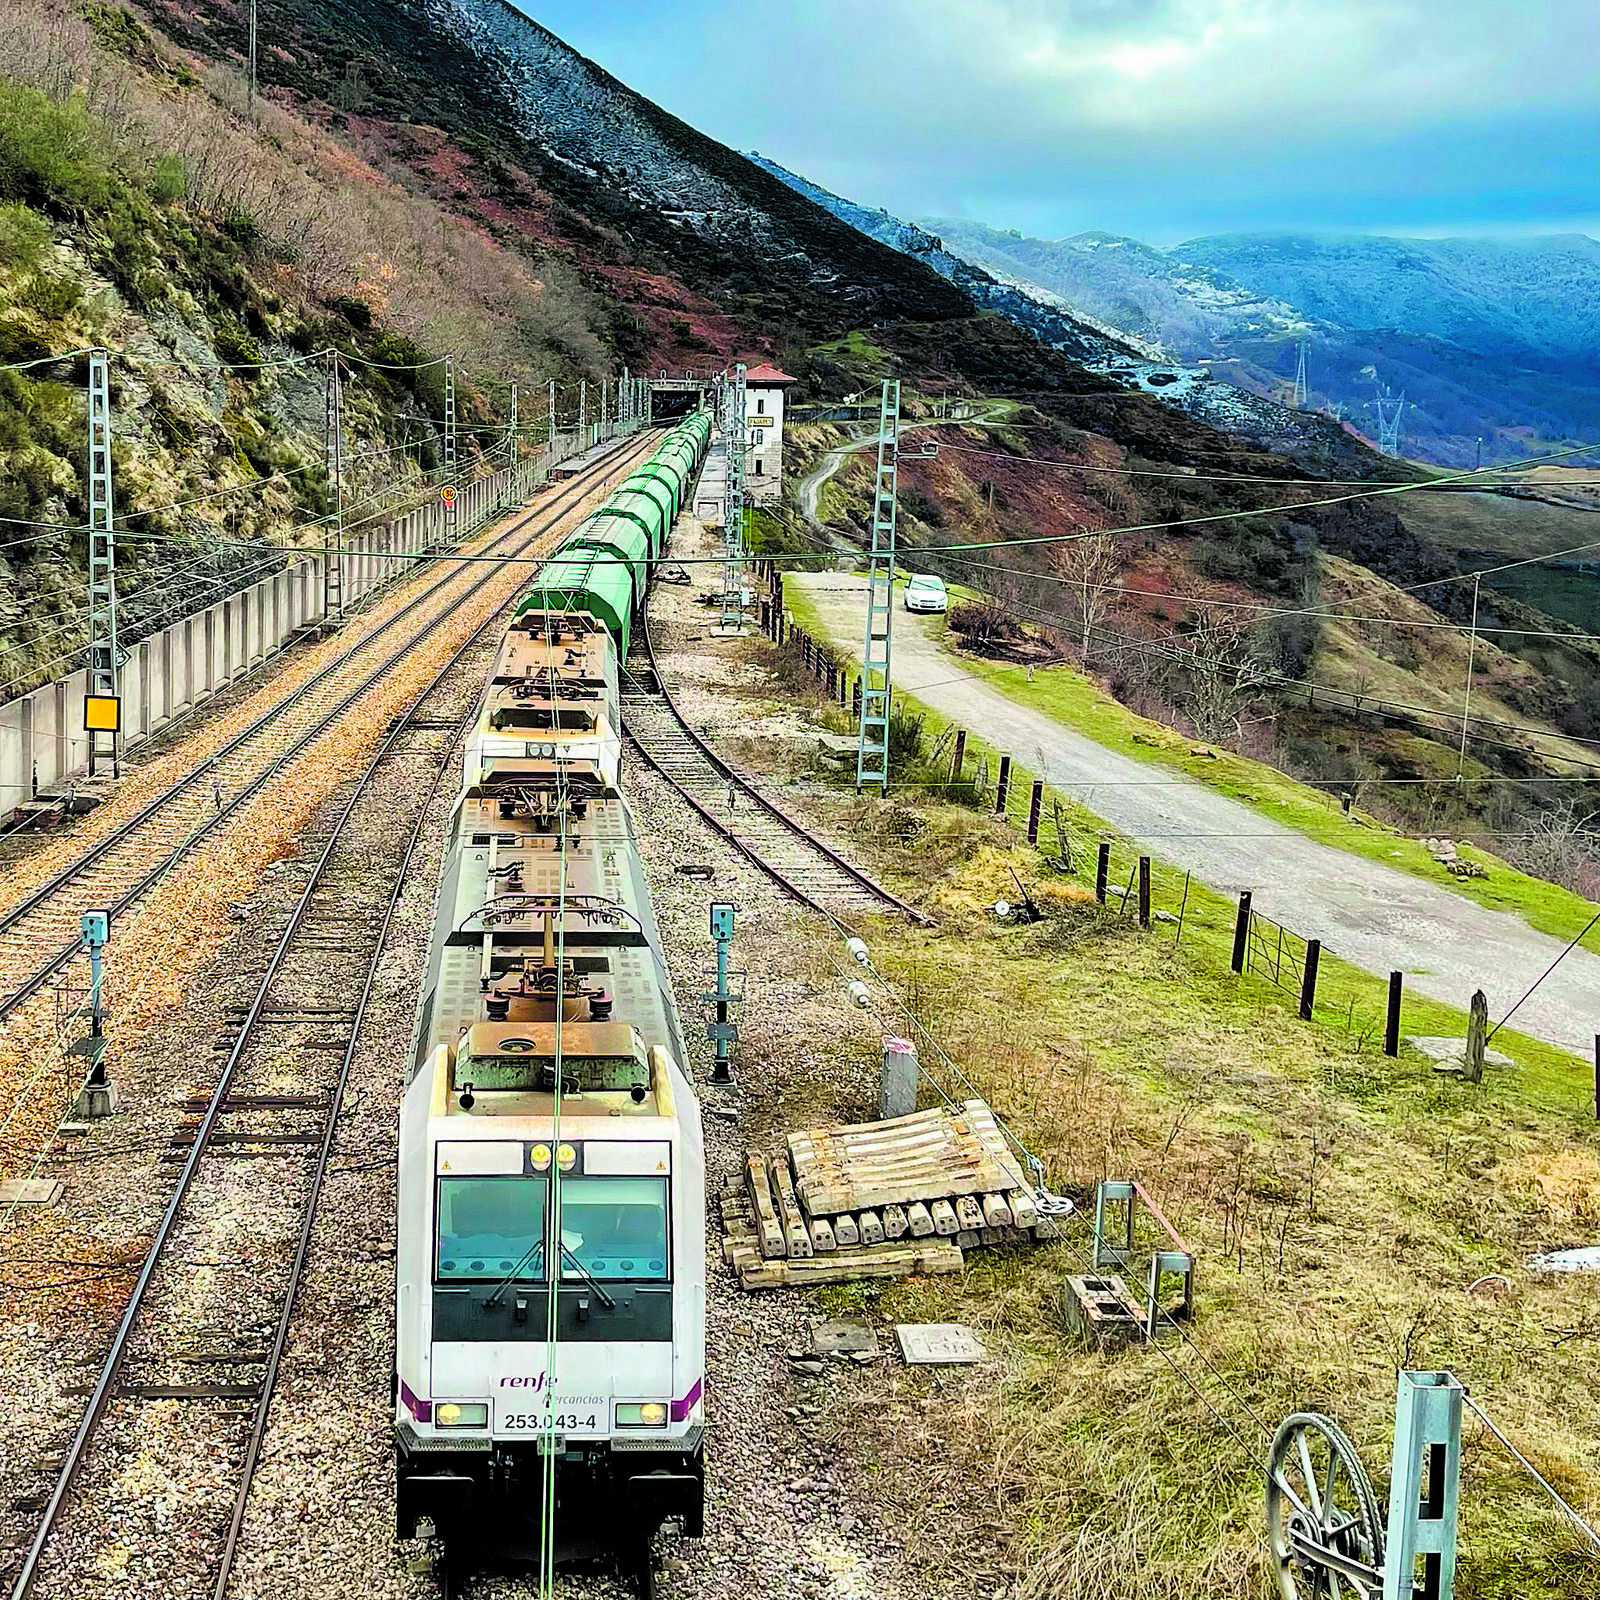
[903,574,948,614]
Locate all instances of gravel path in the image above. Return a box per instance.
[796,428,870,533]
[792,571,1600,1056]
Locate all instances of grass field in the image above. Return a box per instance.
[739,635,1600,1600]
[1399,488,1600,563]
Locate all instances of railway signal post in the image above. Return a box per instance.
[85,350,120,777]
[704,901,742,1084]
[70,909,114,1119]
[855,379,901,790]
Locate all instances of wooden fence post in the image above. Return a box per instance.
[995,755,1011,816]
[1384,971,1403,1057]
[1137,856,1151,929]
[1231,891,1253,973]
[1027,780,1043,846]
[1053,802,1072,872]
[852,678,862,719]
[951,730,966,781]
[1299,939,1320,1020]
[1095,842,1110,904]
[1464,990,1487,1084]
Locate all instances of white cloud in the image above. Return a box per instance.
[789,0,1598,139]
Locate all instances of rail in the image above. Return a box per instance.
[0,433,661,1028]
[626,610,929,929]
[4,486,557,1598]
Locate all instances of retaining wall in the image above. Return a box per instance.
[0,434,589,807]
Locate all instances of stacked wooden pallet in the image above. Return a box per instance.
[722,1100,1048,1289]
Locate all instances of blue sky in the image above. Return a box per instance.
[514,0,1599,246]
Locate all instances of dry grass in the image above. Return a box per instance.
[796,795,1600,1598]
[0,0,603,380]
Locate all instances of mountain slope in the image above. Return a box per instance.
[745,156,1370,465]
[744,152,1147,363]
[920,220,1600,466]
[136,0,972,337]
[922,220,1306,354]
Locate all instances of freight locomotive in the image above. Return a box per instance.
[394,413,713,1584]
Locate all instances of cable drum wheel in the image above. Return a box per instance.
[1266,1412,1386,1600]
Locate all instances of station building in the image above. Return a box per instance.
[743,362,797,503]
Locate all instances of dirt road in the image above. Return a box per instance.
[793,572,1600,1058]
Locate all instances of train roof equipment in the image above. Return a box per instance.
[513,552,636,656]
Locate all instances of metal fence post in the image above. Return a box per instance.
[1138,856,1151,929]
[951,729,966,782]
[1299,939,1321,1020]
[1385,970,1403,1056]
[1381,1372,1462,1600]
[1231,891,1253,973]
[1095,842,1110,904]
[995,755,1011,816]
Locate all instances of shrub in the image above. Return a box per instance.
[330,294,374,330]
[18,273,81,318]
[888,705,924,767]
[899,486,945,527]
[0,201,49,270]
[152,154,184,207]
[221,211,262,250]
[212,315,262,366]
[0,85,112,213]
[949,601,1023,650]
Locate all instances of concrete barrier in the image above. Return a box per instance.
[0,431,600,809]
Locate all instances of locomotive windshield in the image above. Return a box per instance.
[434,1174,668,1282]
[558,1177,669,1282]
[436,1176,547,1280]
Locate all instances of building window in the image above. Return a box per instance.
[756,397,767,416]
[754,460,763,475]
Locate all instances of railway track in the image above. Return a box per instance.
[0,432,660,1031]
[622,612,926,929]
[1,530,538,1600]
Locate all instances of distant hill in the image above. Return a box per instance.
[743,154,1142,364]
[748,156,1359,463]
[922,219,1600,467]
[1179,232,1600,360]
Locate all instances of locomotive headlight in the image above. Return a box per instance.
[435,1402,488,1429]
[530,1143,552,1171]
[616,1402,669,1428]
[556,1143,577,1172]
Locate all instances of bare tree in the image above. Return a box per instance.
[1502,800,1600,898]
[1179,604,1268,744]
[1050,529,1121,664]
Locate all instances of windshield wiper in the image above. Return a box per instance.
[558,1241,616,1309]
[485,1238,545,1307]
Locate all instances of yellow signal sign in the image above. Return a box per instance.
[83,695,121,733]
